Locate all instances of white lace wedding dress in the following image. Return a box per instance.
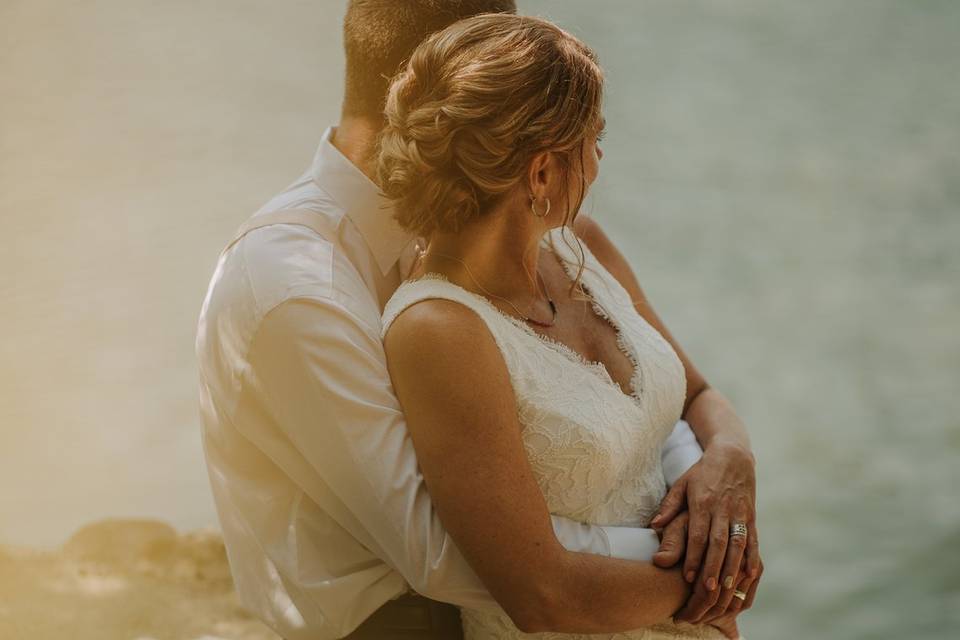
[381,227,725,640]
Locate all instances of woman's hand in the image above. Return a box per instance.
[651,438,759,623]
[383,298,694,633]
[572,216,760,613]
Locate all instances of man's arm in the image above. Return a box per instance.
[383,296,689,632]
[246,296,665,616]
[661,390,761,622]
[662,419,703,487]
[573,215,761,621]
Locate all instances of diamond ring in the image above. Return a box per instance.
[729,522,748,538]
[733,590,747,601]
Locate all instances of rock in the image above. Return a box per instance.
[60,520,236,589]
[170,528,233,587]
[63,519,178,565]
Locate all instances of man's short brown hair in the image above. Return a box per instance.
[342,0,517,120]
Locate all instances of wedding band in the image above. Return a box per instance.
[733,590,747,601]
[729,522,748,538]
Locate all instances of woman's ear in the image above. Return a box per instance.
[526,150,553,198]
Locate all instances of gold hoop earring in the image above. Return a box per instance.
[530,196,551,218]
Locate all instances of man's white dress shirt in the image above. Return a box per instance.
[196,127,703,640]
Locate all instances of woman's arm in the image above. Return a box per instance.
[571,216,746,447]
[571,215,761,621]
[383,297,690,634]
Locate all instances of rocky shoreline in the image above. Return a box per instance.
[0,519,278,640]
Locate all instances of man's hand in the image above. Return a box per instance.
[678,553,763,629]
[653,510,752,631]
[570,215,762,626]
[707,611,741,640]
[652,508,762,629]
[650,440,759,618]
[651,510,688,568]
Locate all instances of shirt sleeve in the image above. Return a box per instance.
[247,297,663,614]
[661,420,704,486]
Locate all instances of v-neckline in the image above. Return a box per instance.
[541,232,645,402]
[409,232,644,409]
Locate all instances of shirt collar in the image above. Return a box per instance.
[311,126,414,275]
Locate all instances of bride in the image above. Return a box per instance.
[377,13,748,640]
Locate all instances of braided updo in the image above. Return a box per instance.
[376,13,604,237]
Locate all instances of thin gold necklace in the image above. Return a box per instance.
[421,250,558,328]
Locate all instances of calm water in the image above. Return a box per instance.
[1,1,958,638]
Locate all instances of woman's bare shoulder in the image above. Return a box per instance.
[385,296,487,354]
[572,215,648,303]
[383,295,512,397]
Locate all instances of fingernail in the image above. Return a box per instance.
[750,567,759,578]
[723,575,734,589]
[651,514,662,525]
[686,571,695,583]
[706,577,717,591]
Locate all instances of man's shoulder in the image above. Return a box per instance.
[238,221,337,303]
[254,172,345,220]
[201,197,371,329]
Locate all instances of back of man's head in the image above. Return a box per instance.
[343,0,517,121]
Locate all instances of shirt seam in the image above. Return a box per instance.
[238,235,263,317]
[237,220,343,318]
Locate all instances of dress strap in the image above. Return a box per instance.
[381,274,508,337]
[542,226,635,317]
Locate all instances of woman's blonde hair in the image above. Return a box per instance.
[376,13,605,242]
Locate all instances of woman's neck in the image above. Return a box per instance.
[421,198,551,305]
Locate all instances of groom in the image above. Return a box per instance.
[196,2,761,639]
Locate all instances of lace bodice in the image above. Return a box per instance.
[381,228,722,639]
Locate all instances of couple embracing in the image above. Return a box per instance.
[196,2,762,639]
